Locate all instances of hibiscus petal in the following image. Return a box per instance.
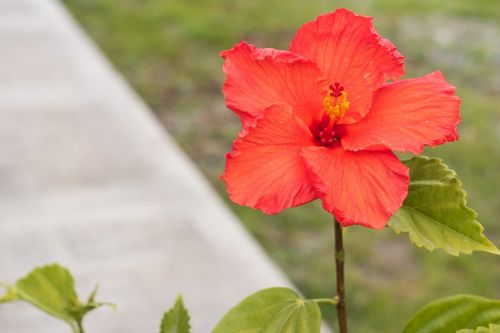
[222,104,317,214]
[340,71,460,154]
[290,8,404,124]
[302,146,409,229]
[221,41,327,129]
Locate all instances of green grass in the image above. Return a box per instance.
[62,0,500,331]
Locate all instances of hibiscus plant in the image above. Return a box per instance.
[1,8,499,333]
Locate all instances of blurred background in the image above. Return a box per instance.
[24,0,500,331]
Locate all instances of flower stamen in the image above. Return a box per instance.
[323,82,349,120]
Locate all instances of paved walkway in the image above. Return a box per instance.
[0,0,294,332]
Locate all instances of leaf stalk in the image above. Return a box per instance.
[311,298,339,306]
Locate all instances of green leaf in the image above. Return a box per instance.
[0,282,17,303]
[389,156,499,256]
[212,287,321,333]
[403,294,500,333]
[0,264,112,332]
[458,324,500,333]
[160,294,191,333]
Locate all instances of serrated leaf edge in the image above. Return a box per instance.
[390,156,500,256]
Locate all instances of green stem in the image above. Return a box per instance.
[70,320,85,333]
[70,323,79,333]
[77,320,85,333]
[311,298,339,306]
[334,218,348,333]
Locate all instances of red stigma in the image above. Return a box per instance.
[329,82,344,97]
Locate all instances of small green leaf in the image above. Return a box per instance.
[389,156,499,256]
[2,264,80,322]
[403,294,500,333]
[160,295,191,333]
[0,264,112,332]
[212,287,321,333]
[458,324,500,333]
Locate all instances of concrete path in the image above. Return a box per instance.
[0,0,294,331]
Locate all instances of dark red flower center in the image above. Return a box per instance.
[312,82,349,147]
[312,112,340,147]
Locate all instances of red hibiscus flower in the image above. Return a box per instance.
[220,8,460,229]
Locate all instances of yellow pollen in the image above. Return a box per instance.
[323,90,349,120]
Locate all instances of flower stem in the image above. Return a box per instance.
[334,218,348,333]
